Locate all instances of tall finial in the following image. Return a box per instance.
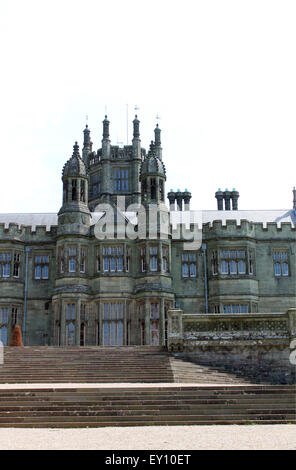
[72,141,80,157]
[293,186,296,210]
[83,120,91,148]
[103,115,110,140]
[154,119,161,147]
[133,114,140,139]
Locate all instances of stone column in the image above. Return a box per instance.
[160,297,165,346]
[145,299,150,345]
[75,298,81,346]
[159,242,163,273]
[145,241,150,272]
[99,301,103,346]
[60,301,66,346]
[123,299,127,346]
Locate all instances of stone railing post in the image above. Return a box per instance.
[167,308,184,352]
[287,308,296,339]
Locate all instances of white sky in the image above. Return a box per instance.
[0,0,295,213]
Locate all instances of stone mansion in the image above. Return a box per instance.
[0,116,295,347]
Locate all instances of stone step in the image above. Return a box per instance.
[0,413,294,424]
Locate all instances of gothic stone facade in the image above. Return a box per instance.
[0,116,295,347]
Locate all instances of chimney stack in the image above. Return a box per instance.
[231,189,239,210]
[168,190,176,211]
[215,188,240,210]
[215,188,224,210]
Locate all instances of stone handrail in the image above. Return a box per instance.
[167,308,296,352]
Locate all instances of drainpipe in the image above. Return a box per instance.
[202,243,208,314]
[23,246,30,345]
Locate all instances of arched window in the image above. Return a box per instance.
[66,322,75,345]
[0,326,7,345]
[80,323,85,346]
[80,180,85,202]
[150,178,156,200]
[71,179,77,201]
[63,180,68,202]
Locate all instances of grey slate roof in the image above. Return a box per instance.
[0,209,295,230]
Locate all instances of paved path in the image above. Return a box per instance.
[0,425,295,450]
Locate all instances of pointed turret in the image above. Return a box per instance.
[132,115,142,204]
[102,115,110,140]
[133,114,140,139]
[101,115,111,202]
[154,123,162,160]
[82,124,92,162]
[58,142,91,234]
[140,140,166,205]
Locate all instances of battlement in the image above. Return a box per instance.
[0,223,57,241]
[203,218,295,238]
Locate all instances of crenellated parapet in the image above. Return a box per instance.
[203,219,295,240]
[0,223,57,242]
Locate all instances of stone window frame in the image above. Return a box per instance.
[13,251,21,278]
[223,303,249,314]
[162,244,169,273]
[79,246,87,274]
[126,246,131,273]
[181,251,197,278]
[68,246,77,273]
[102,301,124,346]
[211,247,255,277]
[34,253,50,280]
[140,245,146,273]
[65,302,76,345]
[0,251,12,278]
[57,245,65,274]
[113,167,129,193]
[66,302,76,321]
[103,245,124,273]
[149,245,158,272]
[273,248,289,277]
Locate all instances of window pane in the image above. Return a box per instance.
[35,265,41,279]
[190,263,196,277]
[282,263,289,276]
[230,260,237,274]
[221,261,228,274]
[238,260,246,274]
[42,265,48,279]
[274,262,281,276]
[0,326,7,345]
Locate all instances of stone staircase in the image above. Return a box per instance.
[1,346,258,384]
[0,386,294,427]
[0,346,174,384]
[0,346,294,427]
